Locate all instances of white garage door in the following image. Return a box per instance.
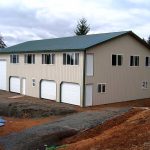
[10,77,21,93]
[0,60,7,90]
[61,82,80,106]
[41,80,56,100]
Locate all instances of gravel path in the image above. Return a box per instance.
[0,107,130,150]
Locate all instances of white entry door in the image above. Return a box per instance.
[61,82,80,106]
[22,78,26,95]
[0,60,7,90]
[10,77,21,93]
[41,80,56,100]
[85,84,93,106]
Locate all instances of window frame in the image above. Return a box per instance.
[63,52,79,65]
[10,54,19,64]
[112,54,123,66]
[42,53,55,64]
[130,55,140,67]
[24,54,35,64]
[97,83,106,93]
[145,56,150,67]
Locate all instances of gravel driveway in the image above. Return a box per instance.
[0,107,130,150]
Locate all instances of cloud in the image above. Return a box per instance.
[0,0,150,46]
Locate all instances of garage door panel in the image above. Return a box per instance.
[10,77,21,93]
[61,83,80,106]
[0,61,6,90]
[41,80,56,100]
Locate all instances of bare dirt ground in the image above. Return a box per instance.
[0,116,61,137]
[59,108,150,150]
[0,90,150,150]
[0,116,61,150]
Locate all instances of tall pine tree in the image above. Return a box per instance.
[74,18,90,35]
[0,33,6,48]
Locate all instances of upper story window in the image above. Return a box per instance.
[130,56,139,66]
[145,57,150,67]
[24,54,35,64]
[86,54,94,76]
[42,54,55,64]
[112,54,123,66]
[63,53,79,65]
[10,54,19,63]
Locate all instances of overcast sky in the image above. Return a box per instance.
[0,0,150,46]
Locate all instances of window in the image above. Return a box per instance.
[10,54,19,63]
[42,54,55,64]
[112,54,123,66]
[145,57,150,66]
[130,56,139,66]
[24,54,35,64]
[142,81,148,89]
[98,84,106,93]
[86,54,94,76]
[32,79,36,87]
[63,53,79,65]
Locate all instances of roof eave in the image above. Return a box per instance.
[0,48,85,54]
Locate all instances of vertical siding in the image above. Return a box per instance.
[85,35,150,105]
[0,52,84,106]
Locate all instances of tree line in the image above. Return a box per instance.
[0,18,150,48]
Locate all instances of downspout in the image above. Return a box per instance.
[82,50,86,107]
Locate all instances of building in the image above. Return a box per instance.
[0,31,150,107]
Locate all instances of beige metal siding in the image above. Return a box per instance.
[0,52,84,106]
[85,34,150,105]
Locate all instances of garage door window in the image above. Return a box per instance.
[63,53,79,65]
[10,54,19,63]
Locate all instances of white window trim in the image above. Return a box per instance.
[86,53,94,77]
[111,53,123,66]
[97,83,107,93]
[63,52,79,66]
[24,54,35,64]
[145,56,150,67]
[10,54,19,64]
[129,55,140,67]
[42,53,55,65]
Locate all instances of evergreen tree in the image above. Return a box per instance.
[74,18,90,35]
[0,33,6,48]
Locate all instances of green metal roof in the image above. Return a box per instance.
[0,31,130,53]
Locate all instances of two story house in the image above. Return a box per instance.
[0,31,150,107]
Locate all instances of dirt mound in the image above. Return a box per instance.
[0,101,77,118]
[59,108,150,150]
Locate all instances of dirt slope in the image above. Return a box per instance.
[59,108,150,150]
